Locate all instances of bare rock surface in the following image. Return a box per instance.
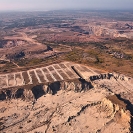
[0,62,133,133]
[0,84,132,133]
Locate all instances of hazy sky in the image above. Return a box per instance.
[0,0,133,11]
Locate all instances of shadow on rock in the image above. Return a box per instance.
[116,94,133,132]
[49,81,61,95]
[32,85,45,100]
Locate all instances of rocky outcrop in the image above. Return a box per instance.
[113,73,130,81]
[0,79,93,102]
[90,72,132,82]
[90,73,113,81]
[99,95,131,129]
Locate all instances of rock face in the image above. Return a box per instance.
[0,80,132,133]
[0,62,133,132]
[99,95,131,129]
[0,79,93,102]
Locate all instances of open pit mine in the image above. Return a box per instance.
[0,61,133,133]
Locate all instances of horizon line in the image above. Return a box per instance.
[0,8,133,13]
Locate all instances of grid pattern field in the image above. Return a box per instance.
[0,62,97,89]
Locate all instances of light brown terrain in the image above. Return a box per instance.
[0,61,133,133]
[0,10,133,133]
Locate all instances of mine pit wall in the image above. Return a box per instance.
[0,79,93,102]
[1,71,131,102]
